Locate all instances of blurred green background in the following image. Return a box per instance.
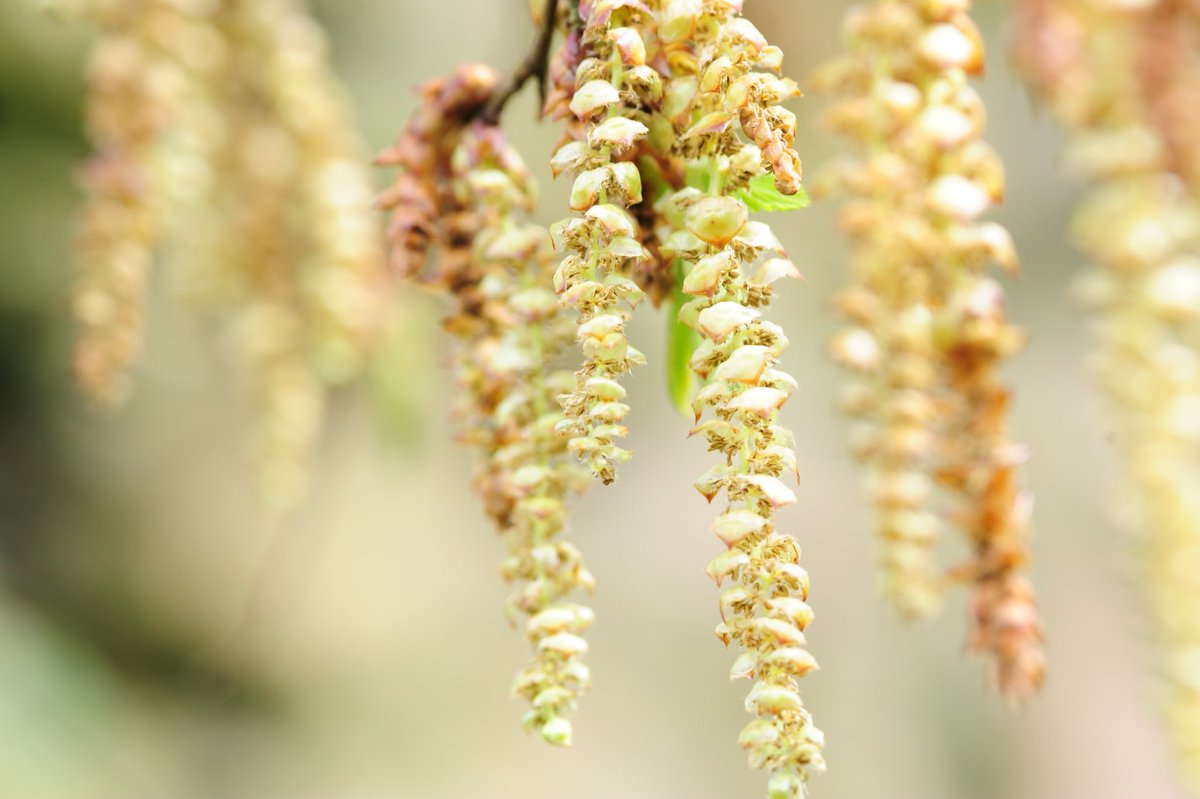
[0,1,1186,797]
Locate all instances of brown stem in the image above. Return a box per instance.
[480,0,562,124]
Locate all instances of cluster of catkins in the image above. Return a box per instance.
[1015,0,1200,788]
[55,0,1200,793]
[813,0,1045,703]
[380,0,824,794]
[63,0,383,510]
[74,0,1186,795]
[545,1,824,795]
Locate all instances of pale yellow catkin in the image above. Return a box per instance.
[550,0,658,486]
[207,0,384,511]
[62,0,383,509]
[816,0,1044,702]
[448,122,595,748]
[655,2,824,796]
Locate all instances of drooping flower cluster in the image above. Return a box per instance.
[815,0,1044,702]
[1015,0,1200,782]
[548,0,660,485]
[679,197,823,799]
[62,0,384,510]
[449,123,596,747]
[649,3,824,796]
[379,65,597,746]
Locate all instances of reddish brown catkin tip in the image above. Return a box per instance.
[376,64,500,285]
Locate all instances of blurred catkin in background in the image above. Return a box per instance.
[815,0,1044,702]
[62,0,385,510]
[1015,0,1200,790]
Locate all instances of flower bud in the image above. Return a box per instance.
[607,26,647,66]
[745,683,803,715]
[587,116,649,150]
[741,474,797,507]
[697,301,760,340]
[713,345,774,384]
[569,79,621,119]
[726,386,788,416]
[713,509,768,547]
[918,22,982,74]
[541,717,573,747]
[686,196,750,248]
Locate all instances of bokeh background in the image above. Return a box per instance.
[0,1,1185,798]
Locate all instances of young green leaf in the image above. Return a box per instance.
[735,174,811,213]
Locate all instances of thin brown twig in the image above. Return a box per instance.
[480,0,562,123]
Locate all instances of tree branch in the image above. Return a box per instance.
[480,0,562,124]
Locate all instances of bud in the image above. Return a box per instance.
[767,771,804,799]
[713,345,774,384]
[741,474,797,507]
[541,717,573,747]
[686,196,750,248]
[917,22,982,73]
[929,174,991,220]
[726,386,789,416]
[569,79,621,119]
[683,250,736,296]
[729,650,758,680]
[745,683,803,715]
[588,116,650,150]
[713,509,768,547]
[697,301,760,340]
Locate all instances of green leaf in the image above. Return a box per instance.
[734,174,811,213]
[666,260,701,418]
